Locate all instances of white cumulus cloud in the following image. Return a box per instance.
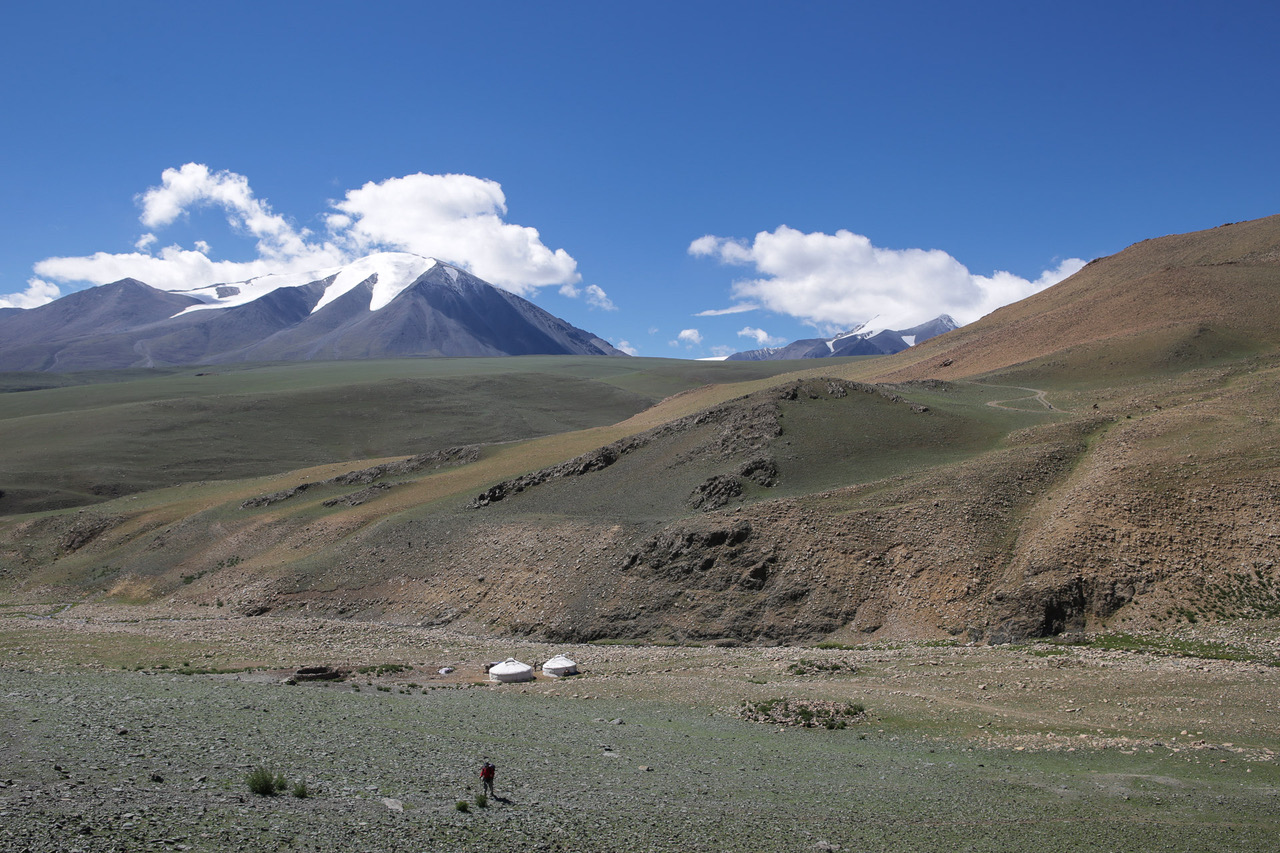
[556,282,616,310]
[32,164,582,297]
[138,163,314,261]
[675,328,703,347]
[329,173,579,294]
[737,326,785,346]
[584,284,616,311]
[0,278,61,309]
[690,225,1085,331]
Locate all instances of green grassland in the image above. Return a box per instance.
[472,378,1063,527]
[0,364,1073,629]
[0,355,1051,526]
[0,356,810,515]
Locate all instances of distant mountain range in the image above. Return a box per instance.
[0,254,626,371]
[726,315,958,361]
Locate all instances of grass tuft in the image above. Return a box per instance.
[246,766,288,797]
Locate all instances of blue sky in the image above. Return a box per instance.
[2,2,1278,358]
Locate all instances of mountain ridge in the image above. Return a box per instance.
[845,214,1280,384]
[727,315,959,361]
[0,257,625,370]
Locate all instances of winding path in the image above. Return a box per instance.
[982,384,1055,412]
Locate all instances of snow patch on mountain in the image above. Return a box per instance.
[317,253,439,313]
[832,317,891,342]
[172,252,440,317]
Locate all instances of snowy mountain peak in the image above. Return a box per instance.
[315,253,440,313]
[833,317,881,342]
[726,314,961,362]
[172,252,443,317]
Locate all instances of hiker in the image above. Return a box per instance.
[480,761,496,796]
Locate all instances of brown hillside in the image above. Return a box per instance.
[848,214,1280,383]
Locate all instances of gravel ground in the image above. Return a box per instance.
[3,612,1280,852]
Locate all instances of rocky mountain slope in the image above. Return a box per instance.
[0,255,625,370]
[2,215,1279,645]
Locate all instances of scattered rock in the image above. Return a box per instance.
[690,475,742,510]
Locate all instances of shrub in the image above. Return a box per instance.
[740,698,866,728]
[356,663,410,676]
[247,767,288,797]
[292,781,309,799]
[455,800,470,812]
[474,793,488,808]
[788,658,857,676]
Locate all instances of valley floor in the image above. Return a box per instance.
[2,610,1279,852]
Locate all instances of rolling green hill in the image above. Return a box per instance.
[0,356,810,515]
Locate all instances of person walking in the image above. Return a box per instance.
[480,760,496,797]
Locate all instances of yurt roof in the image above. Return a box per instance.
[489,657,533,675]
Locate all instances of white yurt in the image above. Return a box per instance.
[542,654,579,677]
[488,658,535,683]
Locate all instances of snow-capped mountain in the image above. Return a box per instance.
[173,253,442,316]
[0,255,626,370]
[726,315,958,361]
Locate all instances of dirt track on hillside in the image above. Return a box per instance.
[982,384,1055,411]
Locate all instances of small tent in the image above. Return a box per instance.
[542,654,579,677]
[488,658,535,683]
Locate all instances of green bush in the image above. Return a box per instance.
[474,793,488,808]
[455,800,470,812]
[788,658,857,676]
[292,781,309,798]
[247,766,288,797]
[356,663,410,676]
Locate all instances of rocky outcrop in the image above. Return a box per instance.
[243,447,481,509]
[60,514,124,552]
